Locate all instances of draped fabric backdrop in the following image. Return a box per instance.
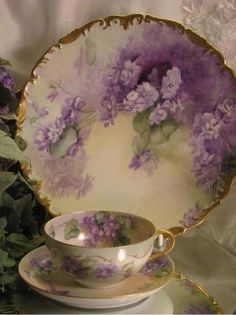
[0,0,235,312]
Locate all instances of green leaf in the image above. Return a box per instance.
[7,234,40,253]
[14,136,27,151]
[0,172,17,192]
[0,58,12,67]
[161,118,178,139]
[0,218,7,230]
[150,124,167,144]
[133,109,151,135]
[0,113,17,120]
[49,127,77,158]
[0,249,15,268]
[17,172,33,191]
[132,130,150,155]
[64,219,80,240]
[0,130,30,163]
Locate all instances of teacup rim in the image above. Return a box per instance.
[44,209,157,249]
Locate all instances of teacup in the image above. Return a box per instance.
[44,210,175,288]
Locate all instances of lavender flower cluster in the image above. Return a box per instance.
[99,22,236,187]
[34,96,86,157]
[80,212,136,247]
[62,255,117,279]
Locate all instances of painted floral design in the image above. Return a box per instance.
[185,302,217,314]
[63,212,136,247]
[30,256,54,277]
[180,202,204,228]
[28,18,236,230]
[139,256,172,278]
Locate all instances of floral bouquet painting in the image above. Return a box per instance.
[20,15,236,231]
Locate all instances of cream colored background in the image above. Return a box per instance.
[0,0,235,313]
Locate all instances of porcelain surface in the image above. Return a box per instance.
[19,15,236,235]
[18,245,175,309]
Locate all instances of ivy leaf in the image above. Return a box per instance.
[49,127,77,158]
[0,113,17,120]
[14,135,27,151]
[64,219,80,240]
[0,83,17,112]
[0,172,17,192]
[0,249,15,269]
[161,118,178,139]
[17,172,33,191]
[0,130,30,163]
[133,109,151,135]
[7,234,42,254]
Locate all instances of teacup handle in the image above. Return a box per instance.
[148,229,175,262]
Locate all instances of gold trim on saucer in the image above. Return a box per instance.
[174,272,223,314]
[17,14,236,234]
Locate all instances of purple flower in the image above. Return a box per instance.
[149,102,169,125]
[167,98,185,119]
[200,113,222,140]
[61,96,85,125]
[123,82,159,114]
[129,149,158,175]
[140,257,167,276]
[119,60,141,88]
[0,66,14,90]
[192,148,222,186]
[95,264,117,278]
[47,118,65,144]
[185,302,212,314]
[81,216,103,247]
[216,97,236,124]
[99,94,117,126]
[136,82,159,106]
[33,127,50,151]
[148,67,160,89]
[30,258,53,271]
[180,203,204,228]
[66,128,90,157]
[161,66,182,99]
[62,256,83,275]
[47,87,59,102]
[103,215,120,241]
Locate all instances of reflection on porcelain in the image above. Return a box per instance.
[18,245,174,309]
[18,246,222,313]
[19,15,236,236]
[44,211,175,288]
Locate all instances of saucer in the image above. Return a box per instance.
[18,246,175,309]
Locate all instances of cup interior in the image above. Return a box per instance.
[45,211,156,248]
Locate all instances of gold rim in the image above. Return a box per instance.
[174,272,223,314]
[17,13,236,235]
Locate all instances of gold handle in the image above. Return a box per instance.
[148,229,175,262]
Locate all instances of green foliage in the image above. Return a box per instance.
[0,60,50,312]
[64,219,80,240]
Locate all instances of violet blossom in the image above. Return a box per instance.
[180,202,203,228]
[99,94,117,126]
[119,60,142,88]
[129,149,158,175]
[47,118,65,144]
[161,66,182,99]
[95,264,117,278]
[33,127,50,151]
[123,82,159,114]
[200,112,222,140]
[149,102,169,125]
[103,216,120,241]
[0,66,14,90]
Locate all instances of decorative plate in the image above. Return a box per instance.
[19,14,236,235]
[18,247,222,313]
[18,245,175,309]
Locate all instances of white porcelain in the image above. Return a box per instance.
[44,210,175,288]
[18,246,175,309]
[19,15,236,237]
